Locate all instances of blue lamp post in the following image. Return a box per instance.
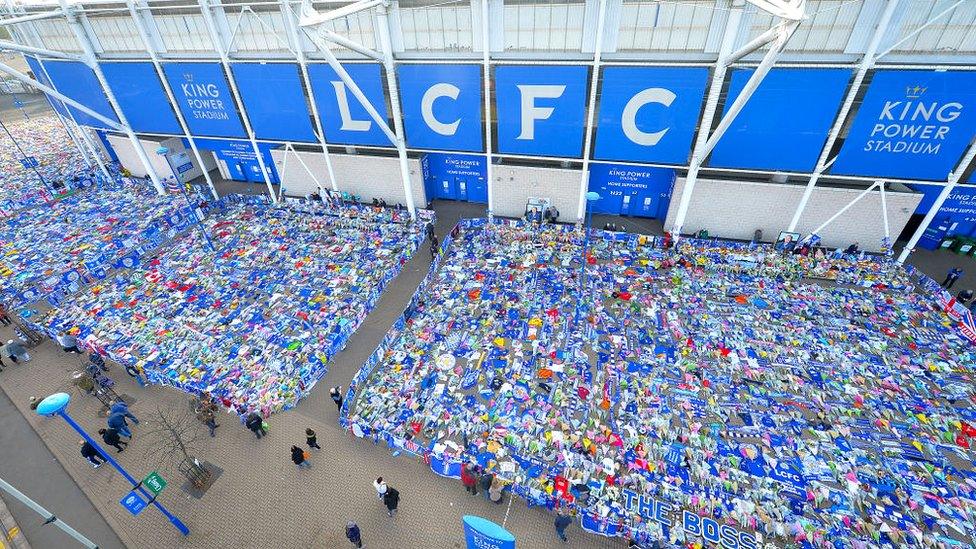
[155,146,216,252]
[36,393,190,536]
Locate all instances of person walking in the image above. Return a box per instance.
[461,463,478,495]
[195,395,219,437]
[110,401,140,425]
[79,440,105,468]
[430,234,439,262]
[345,521,363,548]
[554,510,572,542]
[305,428,321,450]
[290,445,311,469]
[330,386,343,411]
[98,428,127,453]
[0,303,11,326]
[373,477,388,500]
[382,486,399,517]
[943,267,964,289]
[1,339,29,363]
[479,470,494,501]
[56,331,84,354]
[245,411,266,439]
[107,411,134,439]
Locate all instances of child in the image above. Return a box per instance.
[306,428,321,449]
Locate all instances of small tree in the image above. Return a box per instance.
[142,404,211,489]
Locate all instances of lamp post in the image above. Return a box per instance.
[571,191,602,332]
[155,146,216,252]
[35,393,190,537]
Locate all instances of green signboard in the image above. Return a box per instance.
[143,471,167,496]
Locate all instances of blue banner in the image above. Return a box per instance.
[831,70,976,180]
[41,60,119,128]
[231,63,316,143]
[398,64,483,152]
[708,68,851,172]
[462,516,515,549]
[429,454,462,478]
[308,63,391,147]
[495,65,588,157]
[100,62,181,135]
[595,66,708,164]
[162,63,246,138]
[24,56,71,120]
[587,163,675,219]
[420,152,487,203]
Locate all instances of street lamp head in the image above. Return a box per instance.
[155,146,169,156]
[585,192,601,202]
[36,392,71,416]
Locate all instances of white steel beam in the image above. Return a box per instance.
[807,181,880,237]
[897,141,976,263]
[126,0,219,200]
[0,39,83,61]
[0,9,63,26]
[299,0,384,26]
[875,0,967,61]
[375,3,416,218]
[59,0,166,194]
[319,28,383,60]
[281,0,337,193]
[480,0,494,217]
[787,0,900,231]
[0,61,120,130]
[668,0,744,236]
[576,0,607,221]
[197,0,278,202]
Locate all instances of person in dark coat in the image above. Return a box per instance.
[79,440,105,468]
[554,510,572,542]
[305,428,321,450]
[98,428,127,453]
[479,470,494,501]
[107,412,133,439]
[330,386,343,411]
[245,412,266,439]
[290,445,311,469]
[383,486,399,517]
[944,267,964,289]
[345,521,363,547]
[461,463,478,495]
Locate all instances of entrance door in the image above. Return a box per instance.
[456,179,468,201]
[638,194,656,217]
[620,194,633,216]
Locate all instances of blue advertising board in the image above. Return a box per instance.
[308,63,391,147]
[420,152,487,203]
[912,185,976,238]
[41,60,119,128]
[120,491,147,516]
[462,516,515,549]
[495,65,588,158]
[398,64,483,152]
[231,63,316,143]
[587,163,675,219]
[831,70,976,180]
[162,63,246,138]
[24,57,68,120]
[100,62,182,135]
[708,68,851,172]
[595,66,708,165]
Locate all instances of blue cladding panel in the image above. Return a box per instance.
[162,62,246,138]
[100,62,181,135]
[41,60,119,128]
[231,63,316,142]
[308,63,392,147]
[398,64,483,152]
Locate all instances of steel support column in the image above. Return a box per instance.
[126,0,218,200]
[787,0,900,231]
[576,0,607,221]
[375,2,417,218]
[59,0,165,194]
[479,0,494,217]
[197,0,278,202]
[281,0,337,194]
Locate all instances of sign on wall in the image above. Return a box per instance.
[910,184,976,236]
[184,137,279,184]
[587,162,675,219]
[831,70,976,180]
[494,65,589,158]
[421,152,488,203]
[595,66,709,165]
[162,63,246,138]
[708,68,851,172]
[308,63,392,147]
[398,64,483,152]
[101,62,181,135]
[231,63,316,143]
[39,60,119,128]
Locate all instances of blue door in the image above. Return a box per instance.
[638,192,656,217]
[621,193,633,216]
[456,178,468,201]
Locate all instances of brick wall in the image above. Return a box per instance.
[664,177,922,252]
[489,164,583,222]
[271,150,426,207]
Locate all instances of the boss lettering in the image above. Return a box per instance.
[683,511,756,549]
